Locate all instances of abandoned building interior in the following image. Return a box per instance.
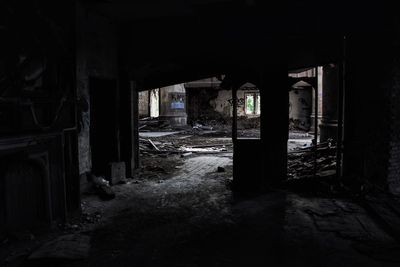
[2,1,400,266]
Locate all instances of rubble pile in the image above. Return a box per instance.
[81,172,116,200]
[139,135,232,156]
[139,117,172,131]
[138,131,233,181]
[287,139,337,180]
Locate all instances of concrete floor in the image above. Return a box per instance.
[16,151,399,267]
[2,132,398,266]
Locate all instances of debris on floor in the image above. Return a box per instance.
[217,166,226,172]
[139,133,233,156]
[4,128,400,267]
[139,117,171,131]
[287,138,337,180]
[83,173,116,200]
[193,122,214,131]
[181,152,193,158]
[136,131,234,183]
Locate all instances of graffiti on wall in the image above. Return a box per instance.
[289,89,312,131]
[170,93,185,110]
[227,98,245,107]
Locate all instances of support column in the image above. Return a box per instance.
[319,64,339,143]
[232,87,238,141]
[309,68,322,133]
[343,35,394,191]
[119,74,139,178]
[159,84,187,126]
[261,67,288,185]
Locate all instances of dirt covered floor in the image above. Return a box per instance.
[2,132,400,267]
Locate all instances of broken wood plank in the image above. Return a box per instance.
[148,139,160,151]
[139,117,151,121]
[178,135,192,140]
[190,144,229,148]
[181,152,193,158]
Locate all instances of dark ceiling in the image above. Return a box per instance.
[84,0,399,88]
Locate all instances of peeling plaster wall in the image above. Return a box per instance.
[187,85,260,129]
[289,85,312,131]
[212,89,249,117]
[210,88,260,118]
[212,90,233,117]
[76,4,119,175]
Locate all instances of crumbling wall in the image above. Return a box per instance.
[212,90,243,117]
[187,87,221,123]
[289,84,312,131]
[187,87,260,125]
[76,3,119,175]
[213,89,259,118]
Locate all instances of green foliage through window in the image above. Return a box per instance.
[245,93,260,115]
[246,95,254,114]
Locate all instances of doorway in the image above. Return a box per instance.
[287,66,341,180]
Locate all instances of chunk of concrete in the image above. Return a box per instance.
[108,162,126,185]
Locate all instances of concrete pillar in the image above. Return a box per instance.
[319,64,339,142]
[119,76,139,178]
[289,82,312,131]
[343,35,396,192]
[308,67,322,133]
[261,67,288,185]
[159,84,187,126]
[150,89,160,117]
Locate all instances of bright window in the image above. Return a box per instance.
[245,92,260,115]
